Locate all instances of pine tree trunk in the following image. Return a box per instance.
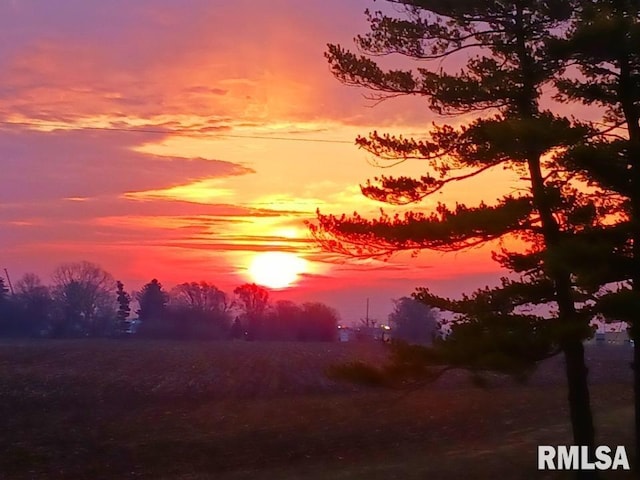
[628,119,640,473]
[633,143,640,465]
[526,153,598,477]
[631,179,640,473]
[634,341,640,466]
[618,24,640,472]
[563,339,598,480]
[512,7,597,474]
[631,169,640,468]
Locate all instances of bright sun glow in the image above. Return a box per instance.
[248,252,307,289]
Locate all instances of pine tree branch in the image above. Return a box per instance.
[361,163,498,205]
[309,197,535,257]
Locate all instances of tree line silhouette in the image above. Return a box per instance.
[0,261,338,342]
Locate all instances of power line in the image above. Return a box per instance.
[0,120,355,145]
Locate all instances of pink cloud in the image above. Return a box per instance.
[0,0,436,128]
[0,1,531,319]
[0,127,253,203]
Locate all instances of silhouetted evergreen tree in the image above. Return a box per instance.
[115,281,131,335]
[309,1,601,469]
[552,0,640,462]
[136,279,169,337]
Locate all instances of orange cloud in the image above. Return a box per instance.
[0,0,539,318]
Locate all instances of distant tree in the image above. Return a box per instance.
[300,302,339,342]
[230,316,245,339]
[389,297,439,345]
[115,281,131,335]
[233,283,269,316]
[51,261,115,336]
[53,280,88,336]
[233,283,269,340]
[136,279,169,336]
[266,300,304,340]
[168,282,232,339]
[170,281,229,314]
[15,273,46,297]
[273,300,303,322]
[14,273,53,336]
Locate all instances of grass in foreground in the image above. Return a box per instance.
[0,339,634,479]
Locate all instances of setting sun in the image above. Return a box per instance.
[248,252,307,289]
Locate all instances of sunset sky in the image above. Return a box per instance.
[1,0,525,321]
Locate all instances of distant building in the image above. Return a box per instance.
[337,326,355,342]
[123,318,141,335]
[337,324,390,342]
[586,330,631,346]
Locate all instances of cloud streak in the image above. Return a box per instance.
[0,0,510,318]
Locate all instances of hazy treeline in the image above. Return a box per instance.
[0,261,339,342]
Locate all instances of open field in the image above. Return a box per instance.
[0,339,636,479]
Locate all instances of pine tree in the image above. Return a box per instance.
[308,1,602,469]
[115,281,131,335]
[137,279,167,320]
[552,0,640,461]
